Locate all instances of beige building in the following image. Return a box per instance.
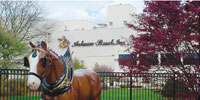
[107,4,137,28]
[33,4,137,72]
[49,27,136,71]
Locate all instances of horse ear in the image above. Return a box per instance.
[29,42,36,48]
[41,41,47,50]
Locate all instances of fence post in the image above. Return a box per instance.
[173,73,176,100]
[130,73,132,100]
[0,69,1,96]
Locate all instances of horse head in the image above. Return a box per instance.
[25,41,51,90]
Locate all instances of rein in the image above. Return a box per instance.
[29,47,74,95]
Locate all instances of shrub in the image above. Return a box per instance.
[161,78,191,98]
[142,77,150,83]
[132,85,142,88]
[100,77,115,86]
[101,83,108,90]
[120,84,128,88]
[73,58,86,70]
[93,64,114,72]
[0,79,8,96]
[115,77,130,83]
[9,83,27,96]
[0,78,28,96]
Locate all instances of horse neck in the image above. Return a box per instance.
[45,54,64,84]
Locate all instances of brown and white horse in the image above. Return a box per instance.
[25,41,101,100]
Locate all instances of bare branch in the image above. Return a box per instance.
[0,1,53,42]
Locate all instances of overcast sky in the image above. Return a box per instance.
[41,0,145,24]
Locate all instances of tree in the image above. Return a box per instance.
[119,1,200,99]
[0,26,27,68]
[0,1,55,68]
[0,1,55,42]
[73,58,86,70]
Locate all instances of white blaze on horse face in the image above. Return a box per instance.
[27,51,41,90]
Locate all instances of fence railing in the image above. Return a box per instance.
[0,69,199,100]
[0,69,41,100]
[98,72,199,100]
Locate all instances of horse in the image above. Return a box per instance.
[24,41,101,100]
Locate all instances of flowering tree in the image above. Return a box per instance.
[119,1,200,99]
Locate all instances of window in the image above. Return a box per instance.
[183,53,199,65]
[161,53,181,65]
[93,26,97,29]
[64,26,67,31]
[119,54,137,65]
[109,22,113,26]
[139,54,158,65]
[119,54,131,60]
[124,21,127,25]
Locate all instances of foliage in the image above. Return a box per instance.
[132,85,142,88]
[117,77,130,83]
[120,84,128,88]
[101,83,108,90]
[94,65,115,85]
[119,1,200,98]
[0,78,28,96]
[0,26,28,68]
[142,77,150,83]
[161,78,192,98]
[73,58,86,70]
[93,63,114,72]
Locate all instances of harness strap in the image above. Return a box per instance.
[51,52,74,91]
[42,59,67,90]
[65,52,74,85]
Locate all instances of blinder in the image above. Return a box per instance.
[24,57,29,67]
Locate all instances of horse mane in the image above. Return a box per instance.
[47,48,60,58]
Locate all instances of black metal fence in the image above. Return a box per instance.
[99,72,199,100]
[0,69,41,100]
[0,69,199,100]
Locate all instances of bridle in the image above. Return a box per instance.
[24,48,51,82]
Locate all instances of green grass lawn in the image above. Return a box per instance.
[2,96,41,100]
[101,88,168,100]
[2,88,167,100]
